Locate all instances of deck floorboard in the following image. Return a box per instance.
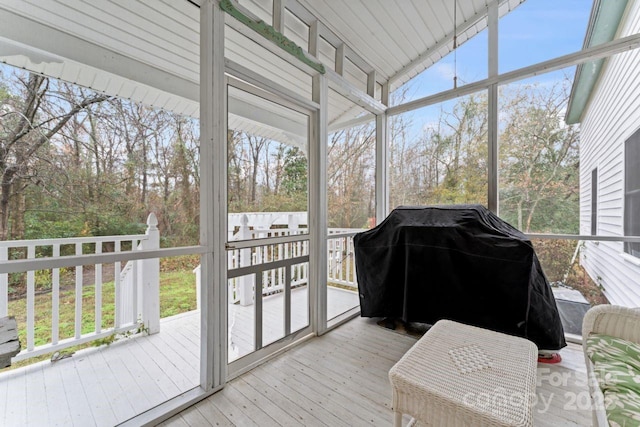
[0,288,592,426]
[0,287,358,426]
[168,318,593,427]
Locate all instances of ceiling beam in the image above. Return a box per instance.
[326,68,385,115]
[284,0,386,82]
[223,0,384,115]
[0,7,199,102]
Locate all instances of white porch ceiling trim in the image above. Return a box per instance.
[0,6,200,116]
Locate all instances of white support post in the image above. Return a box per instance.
[200,0,226,390]
[487,2,499,214]
[311,74,328,335]
[376,82,389,224]
[140,213,160,334]
[238,215,254,306]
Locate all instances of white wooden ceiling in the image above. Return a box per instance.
[0,0,523,133]
[295,0,523,88]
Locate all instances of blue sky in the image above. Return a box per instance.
[390,0,595,143]
[396,0,592,104]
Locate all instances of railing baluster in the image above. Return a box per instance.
[75,243,83,339]
[115,240,121,328]
[52,244,60,345]
[303,241,308,283]
[285,265,291,335]
[345,237,350,283]
[339,240,343,280]
[270,265,275,292]
[1,229,152,362]
[0,246,7,317]
[328,239,334,281]
[132,240,138,324]
[26,245,35,351]
[278,243,284,286]
[95,242,102,333]
[324,234,358,288]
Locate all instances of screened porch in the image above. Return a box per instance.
[1,0,640,426]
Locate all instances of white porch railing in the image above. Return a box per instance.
[0,210,362,362]
[227,214,309,306]
[224,214,361,307]
[0,214,160,362]
[327,229,361,289]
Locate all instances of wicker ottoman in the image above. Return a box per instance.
[389,320,538,427]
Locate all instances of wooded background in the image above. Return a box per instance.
[0,65,579,249]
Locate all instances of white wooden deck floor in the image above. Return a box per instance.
[230,286,360,361]
[0,287,360,427]
[163,319,592,427]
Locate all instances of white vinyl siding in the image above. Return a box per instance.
[579,0,640,307]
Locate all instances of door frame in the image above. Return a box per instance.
[224,73,319,380]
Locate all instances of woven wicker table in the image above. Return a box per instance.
[389,320,538,427]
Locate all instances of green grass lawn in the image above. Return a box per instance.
[6,270,197,370]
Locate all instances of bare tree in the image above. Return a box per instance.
[0,72,108,239]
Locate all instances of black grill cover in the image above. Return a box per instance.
[354,205,566,350]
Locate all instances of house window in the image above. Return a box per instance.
[591,168,597,235]
[625,129,640,257]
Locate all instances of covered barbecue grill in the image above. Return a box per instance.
[353,205,566,350]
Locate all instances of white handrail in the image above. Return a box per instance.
[0,234,147,247]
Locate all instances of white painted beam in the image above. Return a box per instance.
[225,58,319,111]
[223,11,320,77]
[228,96,307,142]
[221,0,384,117]
[284,0,383,80]
[326,68,385,115]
